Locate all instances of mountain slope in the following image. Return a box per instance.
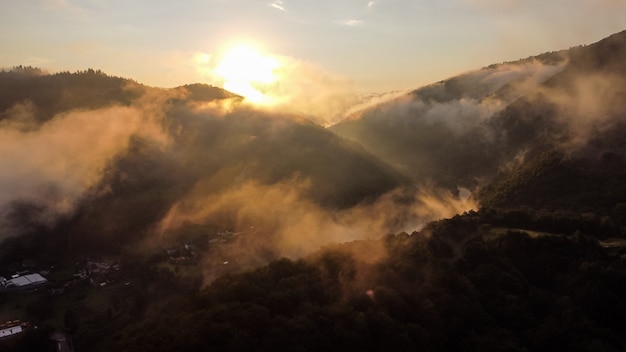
[478,30,626,213]
[330,30,626,208]
[0,68,145,123]
[330,50,568,192]
[101,211,626,352]
[0,69,405,259]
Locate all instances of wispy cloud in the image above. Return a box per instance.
[342,19,364,26]
[367,1,375,8]
[269,0,286,11]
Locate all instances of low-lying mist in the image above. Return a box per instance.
[0,88,171,237]
[156,177,475,283]
[0,72,477,282]
[331,40,626,198]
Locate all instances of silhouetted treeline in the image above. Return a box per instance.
[0,67,145,122]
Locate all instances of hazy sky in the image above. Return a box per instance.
[2,0,626,92]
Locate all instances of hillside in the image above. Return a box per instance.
[0,68,145,123]
[478,30,626,213]
[330,31,626,210]
[0,67,408,261]
[0,67,413,351]
[84,211,626,351]
[329,49,568,191]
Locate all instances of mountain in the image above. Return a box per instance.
[0,67,406,262]
[90,30,626,349]
[0,67,145,123]
[329,49,568,192]
[52,101,405,256]
[2,30,626,352]
[478,30,626,214]
[330,31,626,209]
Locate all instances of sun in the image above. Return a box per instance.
[213,44,280,104]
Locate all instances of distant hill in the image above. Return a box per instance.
[478,30,626,213]
[0,67,404,259]
[330,30,626,213]
[329,46,569,191]
[52,104,405,255]
[0,67,145,122]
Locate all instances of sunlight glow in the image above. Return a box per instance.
[213,44,281,104]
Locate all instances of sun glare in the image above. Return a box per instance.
[214,44,280,104]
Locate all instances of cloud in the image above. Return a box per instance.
[347,59,566,132]
[534,72,626,153]
[330,58,572,194]
[342,19,364,26]
[194,51,361,126]
[0,88,171,237]
[268,57,362,124]
[0,64,498,283]
[269,0,286,11]
[343,90,410,119]
[156,176,476,284]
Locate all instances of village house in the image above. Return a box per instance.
[83,259,121,287]
[0,321,25,339]
[0,273,48,291]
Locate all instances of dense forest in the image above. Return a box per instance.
[103,210,626,352]
[4,208,624,351]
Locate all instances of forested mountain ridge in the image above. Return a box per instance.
[0,66,407,258]
[330,30,626,210]
[0,67,145,123]
[0,64,411,350]
[478,30,626,213]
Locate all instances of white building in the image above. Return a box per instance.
[0,324,23,338]
[1,273,47,289]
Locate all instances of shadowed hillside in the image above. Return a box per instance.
[479,30,626,213]
[330,31,626,210]
[0,68,408,261]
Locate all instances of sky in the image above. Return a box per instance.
[2,0,626,93]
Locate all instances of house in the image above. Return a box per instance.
[1,273,48,290]
[86,260,118,274]
[83,259,121,287]
[0,321,24,339]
